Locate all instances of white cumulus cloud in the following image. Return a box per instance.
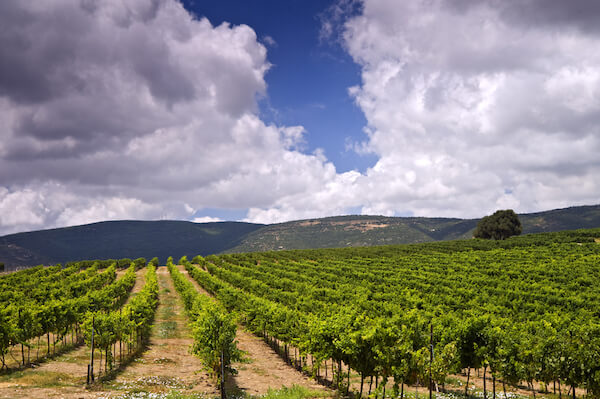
[2,0,600,236]
[0,0,337,235]
[193,216,224,224]
[247,0,600,222]
[336,0,600,218]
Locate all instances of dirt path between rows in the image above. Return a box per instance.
[99,266,216,397]
[176,264,327,396]
[122,267,147,303]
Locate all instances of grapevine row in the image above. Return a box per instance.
[167,257,240,396]
[82,263,159,378]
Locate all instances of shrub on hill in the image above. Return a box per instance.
[474,209,522,240]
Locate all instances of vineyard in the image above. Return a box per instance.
[185,228,600,399]
[0,258,144,370]
[0,228,599,398]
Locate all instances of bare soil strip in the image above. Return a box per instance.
[100,266,215,397]
[176,264,328,396]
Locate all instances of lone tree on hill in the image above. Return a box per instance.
[474,209,522,240]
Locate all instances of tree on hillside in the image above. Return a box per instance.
[474,209,522,240]
[0,262,4,272]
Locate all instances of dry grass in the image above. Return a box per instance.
[4,370,79,387]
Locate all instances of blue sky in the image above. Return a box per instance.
[184,0,374,174]
[1,0,600,234]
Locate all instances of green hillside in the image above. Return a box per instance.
[1,204,599,268]
[226,204,600,252]
[225,215,476,253]
[0,220,263,268]
[519,204,600,232]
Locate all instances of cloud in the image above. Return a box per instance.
[245,169,363,224]
[0,0,336,235]
[491,0,600,33]
[318,0,363,44]
[0,183,173,235]
[331,0,600,218]
[248,0,600,223]
[262,35,277,48]
[193,216,223,223]
[2,0,600,236]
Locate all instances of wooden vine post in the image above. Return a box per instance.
[220,348,226,399]
[87,314,95,384]
[429,323,433,399]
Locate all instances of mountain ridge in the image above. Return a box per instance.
[1,204,600,268]
[0,220,263,268]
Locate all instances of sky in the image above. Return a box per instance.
[1,0,600,235]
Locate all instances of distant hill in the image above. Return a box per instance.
[1,204,599,268]
[519,205,600,233]
[0,220,263,269]
[225,215,476,253]
[226,204,600,252]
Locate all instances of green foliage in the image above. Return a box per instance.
[260,385,328,399]
[133,257,147,269]
[191,255,203,264]
[184,228,600,397]
[3,227,600,396]
[191,301,241,379]
[474,209,522,240]
[0,259,141,369]
[82,264,159,372]
[0,308,11,355]
[457,316,487,370]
